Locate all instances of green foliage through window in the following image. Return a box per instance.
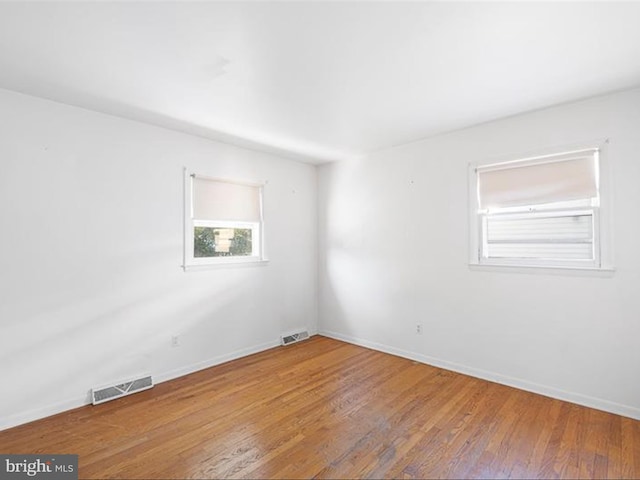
[194,227,253,257]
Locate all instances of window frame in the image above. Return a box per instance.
[183,169,266,269]
[468,141,613,272]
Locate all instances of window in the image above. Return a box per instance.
[184,172,264,267]
[470,145,609,269]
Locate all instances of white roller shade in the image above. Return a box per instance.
[478,150,598,209]
[192,177,261,222]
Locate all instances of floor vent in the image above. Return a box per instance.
[281,330,310,346]
[91,375,154,405]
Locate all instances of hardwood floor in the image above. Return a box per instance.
[1,336,639,479]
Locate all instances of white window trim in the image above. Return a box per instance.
[182,169,268,270]
[468,140,614,273]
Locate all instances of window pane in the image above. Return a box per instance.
[484,212,594,261]
[194,227,253,257]
[487,214,593,242]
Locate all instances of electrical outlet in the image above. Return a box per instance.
[416,324,423,335]
[171,335,180,347]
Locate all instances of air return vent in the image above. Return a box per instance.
[91,375,154,405]
[281,330,309,346]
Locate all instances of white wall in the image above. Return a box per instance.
[0,88,317,430]
[318,87,640,420]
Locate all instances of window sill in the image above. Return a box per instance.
[468,262,615,277]
[182,259,270,272]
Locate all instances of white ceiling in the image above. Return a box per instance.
[0,2,639,164]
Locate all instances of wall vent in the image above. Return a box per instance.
[91,375,154,405]
[281,330,310,346]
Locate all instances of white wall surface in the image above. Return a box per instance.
[318,87,640,420]
[0,88,317,430]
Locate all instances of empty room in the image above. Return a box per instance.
[1,1,639,479]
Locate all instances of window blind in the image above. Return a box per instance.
[192,177,261,222]
[477,150,598,210]
[485,213,594,260]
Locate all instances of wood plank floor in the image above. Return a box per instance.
[1,336,639,479]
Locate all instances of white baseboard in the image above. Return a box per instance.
[319,329,640,421]
[0,339,283,432]
[0,396,90,432]
[154,339,281,384]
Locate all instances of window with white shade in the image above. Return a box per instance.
[470,146,608,269]
[184,172,264,267]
